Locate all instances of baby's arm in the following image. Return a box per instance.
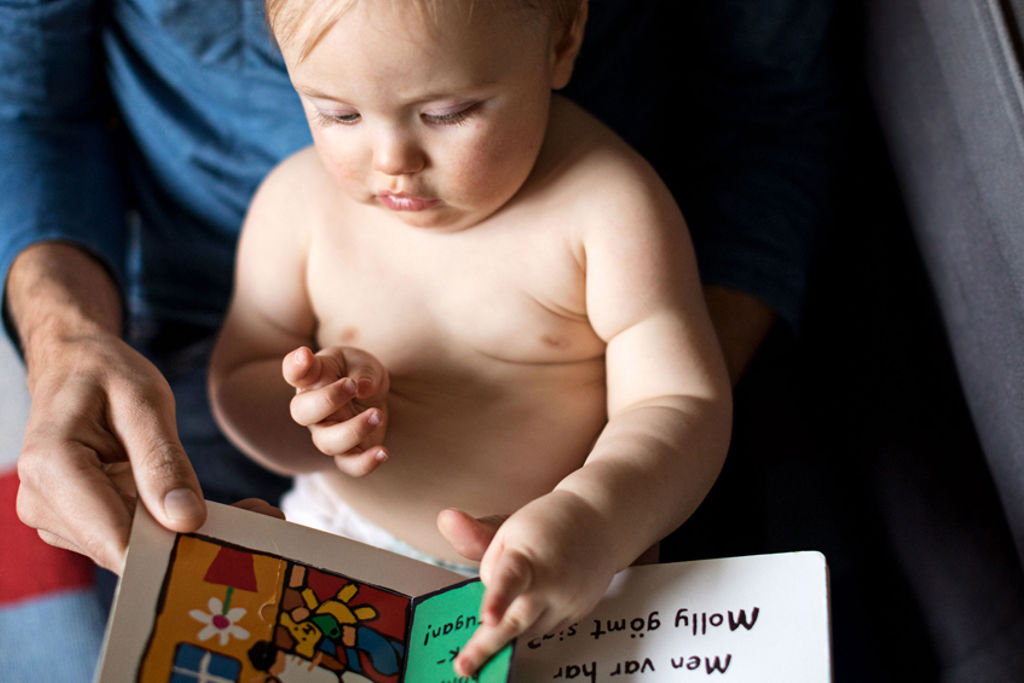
[209,153,387,476]
[452,164,733,676]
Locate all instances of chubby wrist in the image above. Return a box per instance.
[536,488,630,572]
[552,470,668,571]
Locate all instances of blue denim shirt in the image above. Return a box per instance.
[0,0,841,348]
[0,0,310,348]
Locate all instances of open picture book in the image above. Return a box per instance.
[95,502,832,682]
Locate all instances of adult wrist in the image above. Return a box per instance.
[6,242,123,379]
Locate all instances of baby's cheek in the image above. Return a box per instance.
[454,137,535,202]
[311,136,366,190]
[325,159,365,197]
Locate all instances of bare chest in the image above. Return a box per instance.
[304,218,605,380]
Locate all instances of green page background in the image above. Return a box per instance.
[405,580,512,682]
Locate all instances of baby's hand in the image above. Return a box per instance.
[437,492,619,678]
[282,345,389,476]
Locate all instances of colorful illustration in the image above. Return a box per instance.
[95,503,513,682]
[98,504,831,683]
[138,535,410,682]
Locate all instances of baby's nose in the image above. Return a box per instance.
[373,129,426,176]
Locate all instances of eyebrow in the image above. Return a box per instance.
[294,84,346,101]
[294,81,496,105]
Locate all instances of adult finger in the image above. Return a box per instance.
[109,380,206,534]
[36,529,87,557]
[16,443,135,572]
[233,498,286,519]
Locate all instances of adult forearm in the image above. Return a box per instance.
[703,285,776,386]
[6,242,123,382]
[9,242,207,569]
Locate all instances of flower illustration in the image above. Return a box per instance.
[190,596,250,646]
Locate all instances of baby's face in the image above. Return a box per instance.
[280,2,568,231]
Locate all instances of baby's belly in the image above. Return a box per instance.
[317,367,607,564]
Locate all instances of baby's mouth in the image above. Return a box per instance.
[376,192,440,212]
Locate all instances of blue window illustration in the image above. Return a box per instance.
[169,643,241,682]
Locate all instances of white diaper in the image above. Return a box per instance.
[281,473,478,578]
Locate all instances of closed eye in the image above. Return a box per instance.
[421,102,482,127]
[314,110,361,126]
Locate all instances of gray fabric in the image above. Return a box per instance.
[865,0,1024,565]
[0,334,28,469]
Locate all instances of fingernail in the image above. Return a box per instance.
[375,449,388,463]
[164,488,201,522]
[341,378,357,393]
[367,410,382,427]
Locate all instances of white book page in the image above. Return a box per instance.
[511,551,831,683]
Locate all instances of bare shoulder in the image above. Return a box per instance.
[536,96,685,242]
[540,98,703,341]
[247,146,334,231]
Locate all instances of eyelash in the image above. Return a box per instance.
[314,111,359,127]
[422,102,482,126]
[313,103,481,128]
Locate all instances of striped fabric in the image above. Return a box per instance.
[0,468,106,681]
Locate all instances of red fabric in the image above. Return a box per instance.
[0,468,94,603]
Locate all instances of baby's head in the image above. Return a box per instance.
[267,0,587,232]
[267,0,585,63]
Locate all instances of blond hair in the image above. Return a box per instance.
[266,0,584,61]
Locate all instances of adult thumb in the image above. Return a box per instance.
[116,390,207,533]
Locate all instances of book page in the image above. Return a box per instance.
[405,579,513,682]
[95,502,464,682]
[511,552,831,682]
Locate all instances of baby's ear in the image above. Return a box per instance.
[550,0,588,90]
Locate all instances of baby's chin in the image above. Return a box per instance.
[376,201,495,233]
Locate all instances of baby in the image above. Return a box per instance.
[209,0,732,675]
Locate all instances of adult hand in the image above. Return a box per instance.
[10,244,206,573]
[282,345,389,476]
[702,285,776,385]
[233,497,286,519]
[437,492,619,678]
[15,329,207,572]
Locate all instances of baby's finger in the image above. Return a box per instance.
[455,596,547,677]
[332,447,389,477]
[282,346,321,390]
[340,347,389,403]
[436,508,505,562]
[481,548,534,625]
[309,408,385,455]
[289,377,357,426]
